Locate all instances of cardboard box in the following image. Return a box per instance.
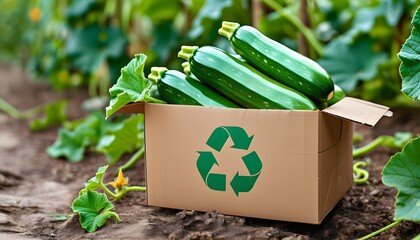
[118,97,391,224]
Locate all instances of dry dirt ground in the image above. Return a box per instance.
[0,64,419,239]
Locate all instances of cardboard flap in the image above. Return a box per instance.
[322,97,392,127]
[116,102,145,114]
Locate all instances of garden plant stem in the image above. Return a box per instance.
[0,97,45,119]
[261,0,324,56]
[119,146,145,172]
[358,220,402,240]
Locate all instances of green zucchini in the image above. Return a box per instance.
[327,84,346,107]
[178,45,317,110]
[218,21,334,104]
[147,67,240,108]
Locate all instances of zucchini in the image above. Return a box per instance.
[327,84,346,107]
[147,67,240,108]
[218,21,334,104]
[178,45,317,110]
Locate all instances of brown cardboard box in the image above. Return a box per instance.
[118,97,391,224]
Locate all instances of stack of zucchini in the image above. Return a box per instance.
[148,21,344,110]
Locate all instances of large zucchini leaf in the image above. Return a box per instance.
[398,6,420,101]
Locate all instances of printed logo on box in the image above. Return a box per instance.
[196,126,262,196]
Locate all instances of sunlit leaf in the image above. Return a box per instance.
[80,165,109,195]
[72,191,120,232]
[398,6,420,101]
[30,100,68,131]
[382,137,420,221]
[138,0,180,22]
[106,54,164,118]
[318,36,387,91]
[96,115,143,164]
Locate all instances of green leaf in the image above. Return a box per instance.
[80,165,109,196]
[66,25,127,73]
[49,214,71,221]
[318,36,387,92]
[187,0,233,40]
[47,127,89,162]
[382,137,420,222]
[381,0,404,26]
[398,6,420,101]
[65,0,97,18]
[413,234,420,240]
[343,0,404,42]
[106,54,164,118]
[106,93,133,118]
[72,191,120,232]
[387,132,414,149]
[108,54,148,100]
[151,22,180,64]
[96,115,144,164]
[30,100,68,131]
[138,0,180,22]
[47,112,119,162]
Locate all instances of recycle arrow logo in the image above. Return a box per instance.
[196,126,262,196]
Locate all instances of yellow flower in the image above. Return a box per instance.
[109,169,128,192]
[28,7,42,23]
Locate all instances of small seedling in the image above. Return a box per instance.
[72,165,146,232]
[79,165,146,201]
[72,191,121,233]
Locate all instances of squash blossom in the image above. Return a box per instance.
[109,169,128,193]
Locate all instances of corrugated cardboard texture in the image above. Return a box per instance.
[144,104,354,224]
[322,97,391,126]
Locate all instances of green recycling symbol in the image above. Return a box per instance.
[196,126,262,196]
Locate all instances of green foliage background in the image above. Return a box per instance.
[1,0,419,107]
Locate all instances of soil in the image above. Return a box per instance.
[0,64,419,240]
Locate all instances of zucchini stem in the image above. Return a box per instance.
[178,46,199,61]
[218,21,240,40]
[147,67,168,84]
[182,61,191,75]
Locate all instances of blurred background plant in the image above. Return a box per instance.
[1,0,419,106]
[1,0,419,164]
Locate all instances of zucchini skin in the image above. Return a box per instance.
[182,46,317,110]
[150,69,240,108]
[221,23,334,104]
